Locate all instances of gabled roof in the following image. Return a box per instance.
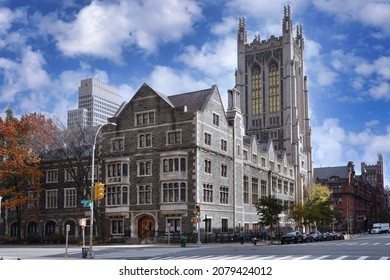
[313,166,349,180]
[168,86,216,113]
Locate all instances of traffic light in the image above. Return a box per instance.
[195,205,200,217]
[94,182,105,200]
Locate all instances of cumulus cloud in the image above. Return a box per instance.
[369,82,390,100]
[312,117,390,185]
[39,0,202,62]
[147,65,210,95]
[177,36,236,78]
[0,46,51,103]
[313,0,390,36]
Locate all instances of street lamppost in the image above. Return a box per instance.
[87,122,116,259]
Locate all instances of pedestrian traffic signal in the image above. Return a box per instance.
[195,205,200,217]
[94,182,105,200]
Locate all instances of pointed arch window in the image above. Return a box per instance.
[251,66,262,116]
[269,63,280,113]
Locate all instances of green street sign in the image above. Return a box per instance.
[81,200,91,207]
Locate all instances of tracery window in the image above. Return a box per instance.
[269,63,280,113]
[251,66,262,116]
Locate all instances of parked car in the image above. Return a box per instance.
[333,231,344,240]
[337,232,345,240]
[322,231,333,241]
[310,231,323,242]
[328,231,337,240]
[302,233,314,242]
[281,231,303,244]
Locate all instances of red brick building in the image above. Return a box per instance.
[313,155,385,233]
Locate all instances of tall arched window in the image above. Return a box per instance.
[269,63,280,113]
[251,66,262,116]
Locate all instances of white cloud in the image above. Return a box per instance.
[118,84,136,104]
[147,65,211,95]
[0,46,51,104]
[304,39,338,87]
[210,17,236,36]
[0,7,26,35]
[177,36,236,78]
[39,0,202,62]
[313,117,390,185]
[312,118,346,166]
[355,62,375,77]
[374,56,390,79]
[365,119,379,128]
[369,82,390,100]
[313,0,390,36]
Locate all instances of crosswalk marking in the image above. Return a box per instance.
[334,255,348,260]
[151,254,390,261]
[314,255,330,260]
[256,255,277,259]
[293,255,311,260]
[274,255,293,260]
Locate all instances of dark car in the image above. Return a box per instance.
[280,231,303,244]
[322,231,333,241]
[302,233,314,242]
[310,231,323,242]
[332,231,344,240]
[336,232,345,240]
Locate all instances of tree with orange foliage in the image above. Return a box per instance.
[0,108,59,241]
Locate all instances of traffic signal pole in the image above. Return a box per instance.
[87,122,116,259]
[196,205,201,246]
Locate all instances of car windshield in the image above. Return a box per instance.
[286,232,295,236]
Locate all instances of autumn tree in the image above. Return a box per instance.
[290,184,334,232]
[0,109,59,241]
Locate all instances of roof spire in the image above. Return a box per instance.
[283,5,292,32]
[238,17,247,43]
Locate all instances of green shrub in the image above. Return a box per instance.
[26,233,41,244]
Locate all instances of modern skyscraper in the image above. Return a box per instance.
[67,78,123,129]
[235,5,312,204]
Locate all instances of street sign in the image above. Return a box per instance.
[81,200,91,207]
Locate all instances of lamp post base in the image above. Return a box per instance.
[86,249,95,259]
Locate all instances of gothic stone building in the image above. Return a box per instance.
[1,83,296,242]
[235,6,312,205]
[96,83,296,241]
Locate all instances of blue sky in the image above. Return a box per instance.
[1,0,390,185]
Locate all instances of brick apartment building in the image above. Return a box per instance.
[314,154,386,233]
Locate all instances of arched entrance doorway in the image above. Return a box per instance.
[138,216,155,238]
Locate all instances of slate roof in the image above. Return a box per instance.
[313,166,349,180]
[168,87,215,113]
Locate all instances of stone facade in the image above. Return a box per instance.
[1,83,296,242]
[235,6,312,205]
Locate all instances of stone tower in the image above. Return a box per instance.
[234,5,312,204]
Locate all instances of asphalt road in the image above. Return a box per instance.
[0,233,389,260]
